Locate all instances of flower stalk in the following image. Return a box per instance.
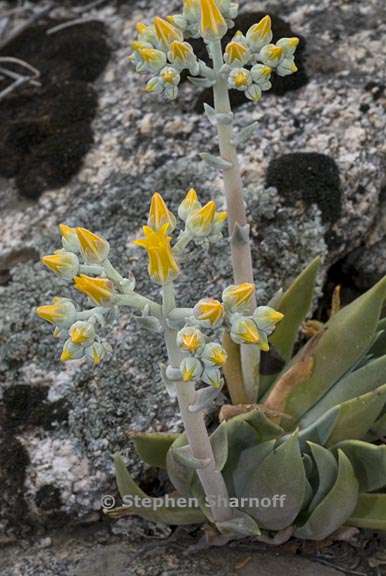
[209,38,259,403]
[161,281,232,523]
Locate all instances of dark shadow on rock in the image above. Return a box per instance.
[0,20,110,200]
[187,12,308,113]
[266,152,342,232]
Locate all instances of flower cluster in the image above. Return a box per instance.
[129,1,299,103]
[36,225,120,364]
[223,16,299,102]
[223,283,284,350]
[174,283,283,389]
[129,15,201,100]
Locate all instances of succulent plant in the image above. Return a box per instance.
[36,0,386,542]
[110,259,386,540]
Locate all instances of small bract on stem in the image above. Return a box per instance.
[129,0,299,403]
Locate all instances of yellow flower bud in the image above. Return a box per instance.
[222,283,255,311]
[230,316,269,350]
[137,48,167,72]
[246,15,272,50]
[177,326,206,354]
[74,275,114,306]
[201,343,227,367]
[178,188,201,221]
[259,44,284,68]
[153,16,183,47]
[76,227,110,264]
[60,339,84,362]
[69,321,95,345]
[253,306,284,335]
[36,297,77,327]
[180,357,203,382]
[193,298,224,327]
[200,0,227,40]
[41,250,79,279]
[133,224,179,284]
[224,41,248,64]
[186,200,216,236]
[148,193,176,231]
[59,223,80,252]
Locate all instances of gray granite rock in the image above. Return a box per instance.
[0,0,385,533]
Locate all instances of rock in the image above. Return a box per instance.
[0,0,385,533]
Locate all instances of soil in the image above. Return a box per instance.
[1,522,386,575]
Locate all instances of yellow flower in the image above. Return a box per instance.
[193,298,224,326]
[253,306,284,335]
[178,188,201,220]
[60,339,84,362]
[153,16,183,47]
[224,41,248,64]
[74,275,114,305]
[260,44,284,67]
[180,357,203,382]
[186,200,216,236]
[148,193,176,231]
[177,326,206,353]
[202,342,227,366]
[133,224,180,284]
[230,317,269,350]
[59,223,80,252]
[76,227,110,264]
[36,297,76,327]
[87,342,107,365]
[169,41,192,62]
[222,283,255,311]
[135,22,149,36]
[200,0,227,40]
[69,321,95,345]
[137,48,167,71]
[246,15,272,50]
[41,250,79,279]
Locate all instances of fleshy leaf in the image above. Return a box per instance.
[222,417,258,496]
[348,493,386,530]
[284,277,386,422]
[334,439,386,491]
[210,421,228,471]
[166,434,194,495]
[300,355,386,428]
[259,257,320,396]
[111,454,204,525]
[131,432,179,469]
[240,432,306,530]
[216,509,261,537]
[307,442,338,512]
[299,385,386,447]
[232,439,276,497]
[295,450,359,540]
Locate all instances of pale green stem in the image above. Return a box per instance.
[208,38,260,402]
[161,281,232,524]
[115,293,161,318]
[173,230,194,255]
[79,264,104,275]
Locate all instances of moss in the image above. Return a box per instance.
[0,21,110,199]
[0,434,31,533]
[35,484,63,512]
[3,384,69,431]
[265,152,342,228]
[190,12,309,112]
